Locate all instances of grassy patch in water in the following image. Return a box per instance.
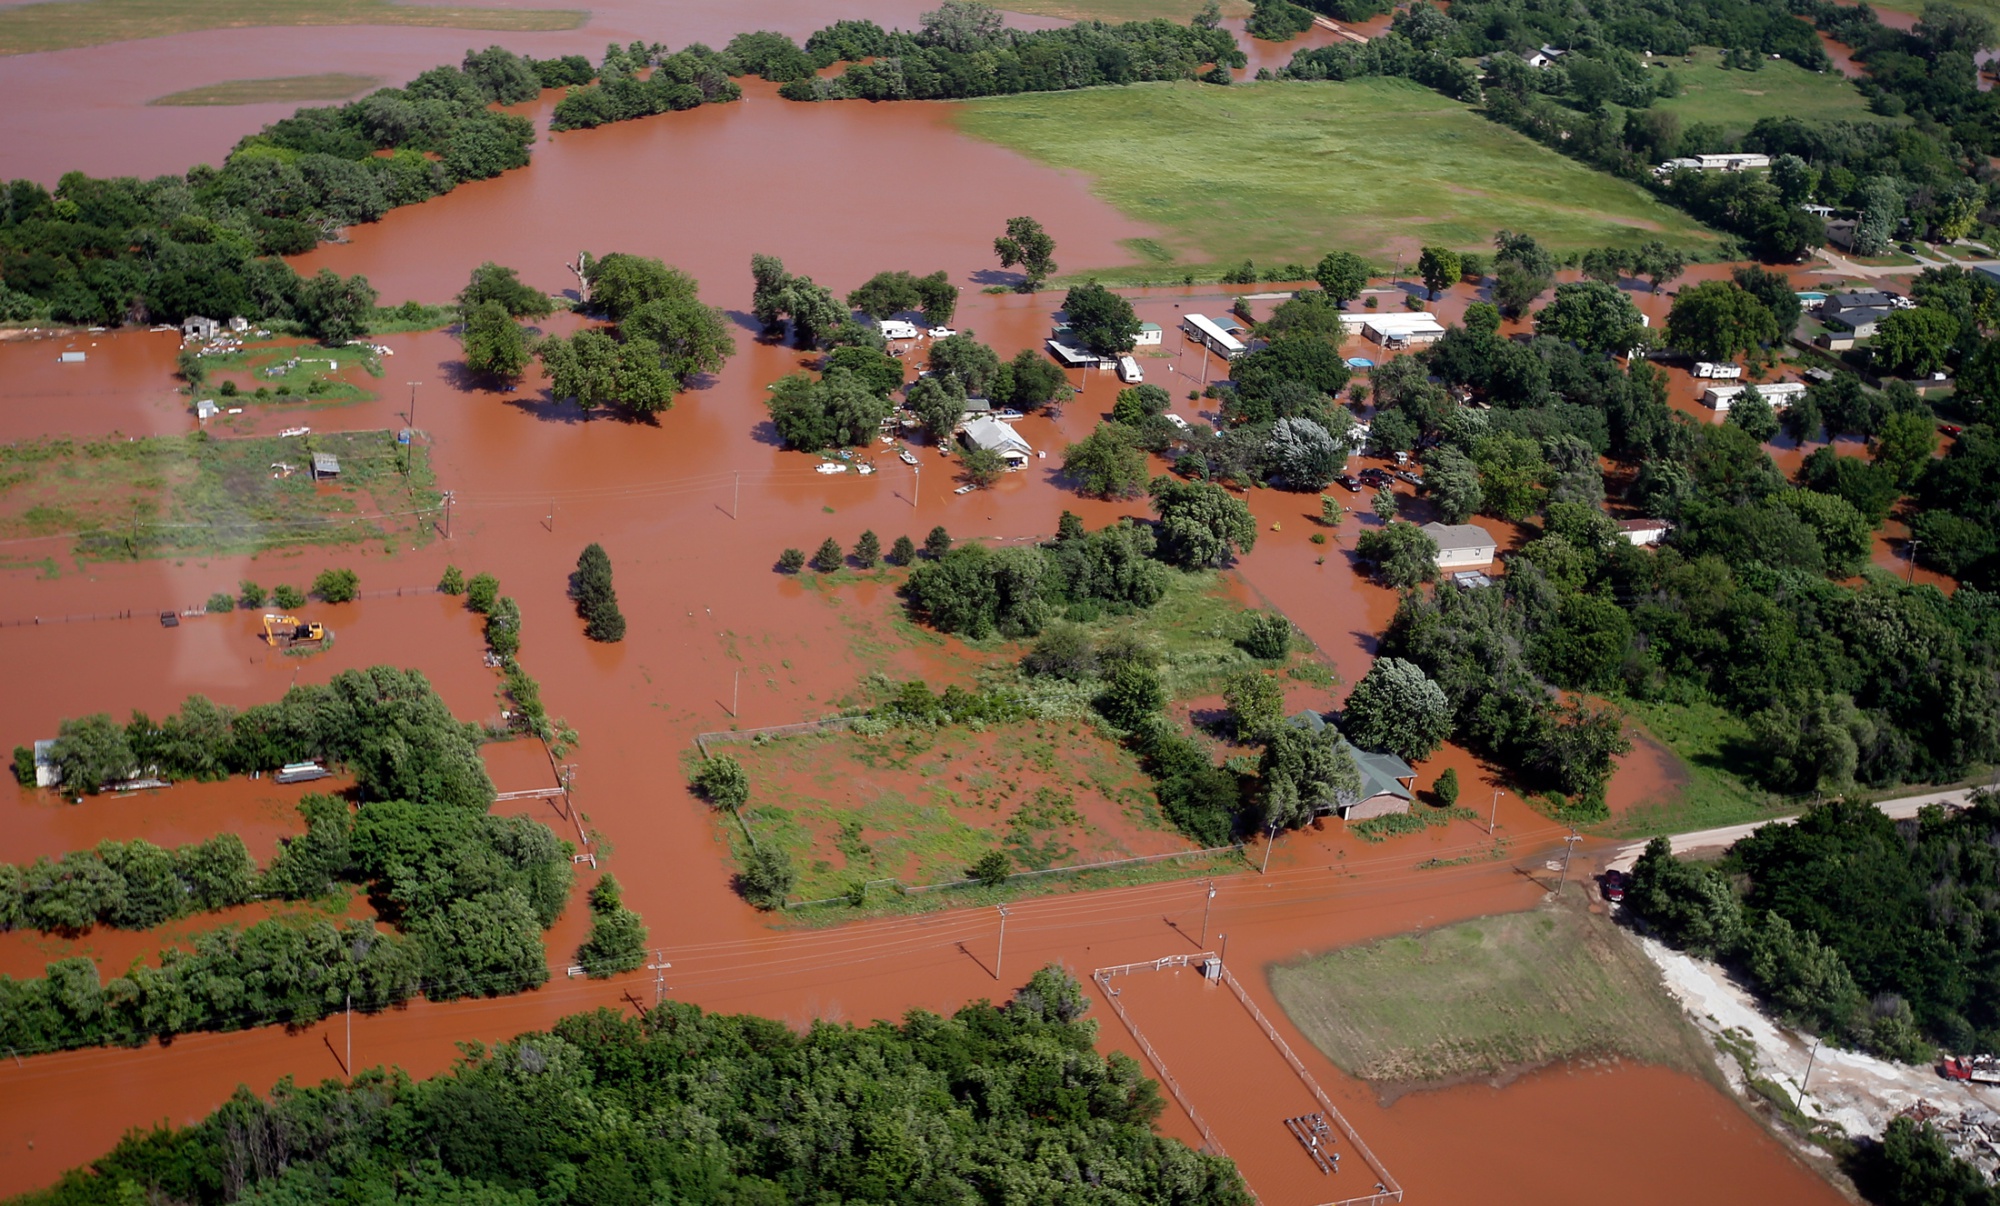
[954,78,1719,275]
[1271,897,1713,1085]
[0,429,437,562]
[0,0,583,55]
[149,73,381,107]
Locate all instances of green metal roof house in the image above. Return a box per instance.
[1290,711,1420,819]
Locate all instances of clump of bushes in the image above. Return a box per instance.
[271,583,305,609]
[312,567,360,603]
[690,754,749,810]
[570,543,627,642]
[575,874,648,977]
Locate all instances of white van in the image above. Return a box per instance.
[1116,355,1143,384]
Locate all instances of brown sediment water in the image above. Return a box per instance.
[0,49,1866,1206]
[0,0,1066,185]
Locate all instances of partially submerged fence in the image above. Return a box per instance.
[1091,953,1405,1206]
[693,715,858,758]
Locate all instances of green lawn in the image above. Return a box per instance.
[1602,697,1791,838]
[150,73,380,107]
[0,0,583,55]
[1649,47,1886,133]
[954,77,1720,276]
[1270,898,1713,1085]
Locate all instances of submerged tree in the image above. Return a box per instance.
[994,215,1058,291]
[570,542,627,642]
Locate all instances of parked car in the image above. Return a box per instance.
[1336,474,1362,492]
[1358,469,1393,487]
[953,483,975,494]
[1941,423,1964,437]
[1601,869,1627,903]
[1395,471,1424,487]
[928,327,956,339]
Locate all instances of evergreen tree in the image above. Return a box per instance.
[924,525,953,559]
[778,547,806,573]
[854,530,881,568]
[889,534,917,565]
[570,543,627,642]
[575,874,648,978]
[811,537,845,572]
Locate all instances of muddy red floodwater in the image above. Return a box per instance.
[0,52,1867,1206]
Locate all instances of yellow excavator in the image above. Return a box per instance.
[262,613,327,649]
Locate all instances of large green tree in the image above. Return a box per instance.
[1666,280,1779,361]
[994,215,1057,291]
[460,300,530,380]
[1149,476,1257,567]
[1341,657,1451,761]
[1534,280,1645,355]
[1063,423,1149,499]
[1061,281,1141,355]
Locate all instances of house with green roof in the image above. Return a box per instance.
[1291,711,1419,820]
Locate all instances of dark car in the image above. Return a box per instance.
[1358,468,1393,485]
[1601,869,1627,903]
[1336,474,1362,492]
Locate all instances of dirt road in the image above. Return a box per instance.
[1603,786,1984,873]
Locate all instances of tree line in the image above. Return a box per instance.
[741,2,1247,102]
[0,45,589,333]
[15,967,1248,1206]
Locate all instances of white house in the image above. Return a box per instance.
[1361,313,1447,347]
[1523,44,1567,68]
[1703,381,1806,411]
[1618,518,1672,546]
[959,416,1032,467]
[1134,322,1163,347]
[1420,522,1498,569]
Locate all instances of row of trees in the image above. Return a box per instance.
[31,666,492,801]
[782,527,944,572]
[548,42,741,131]
[769,3,1246,102]
[0,45,570,331]
[21,969,1249,1206]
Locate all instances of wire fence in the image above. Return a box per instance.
[1092,955,1229,1161]
[0,584,443,630]
[783,843,1246,910]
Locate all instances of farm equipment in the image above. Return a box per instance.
[1942,1055,2000,1085]
[263,613,326,649]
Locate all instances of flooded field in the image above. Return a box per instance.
[0,10,1925,1204]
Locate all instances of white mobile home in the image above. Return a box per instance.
[1703,382,1806,411]
[1361,313,1447,347]
[1182,314,1247,359]
[1419,522,1498,569]
[1692,362,1742,379]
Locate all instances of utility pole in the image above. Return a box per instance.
[732,667,741,718]
[442,489,455,539]
[646,950,672,1007]
[1200,881,1216,947]
[1489,789,1501,836]
[1261,821,1279,874]
[559,763,578,819]
[733,471,740,520]
[404,381,422,478]
[1219,933,1229,968]
[1908,538,1922,582]
[1797,1036,1822,1108]
[546,500,555,533]
[1557,828,1582,896]
[344,990,352,1077]
[994,905,1009,983]
[913,460,919,510]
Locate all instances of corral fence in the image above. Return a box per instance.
[784,843,1245,910]
[0,584,443,629]
[1091,953,1405,1206]
[693,715,859,758]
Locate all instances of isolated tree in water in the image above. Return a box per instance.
[575,873,648,977]
[570,542,626,642]
[994,216,1057,292]
[811,537,845,573]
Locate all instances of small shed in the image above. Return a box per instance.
[57,350,86,363]
[196,399,220,420]
[182,315,219,341]
[1134,322,1164,347]
[311,452,341,479]
[1420,521,1499,569]
[228,316,251,332]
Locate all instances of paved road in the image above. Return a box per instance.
[1604,786,1985,872]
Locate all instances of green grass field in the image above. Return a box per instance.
[955,78,1720,276]
[150,74,380,107]
[0,0,584,55]
[1271,898,1713,1085]
[1603,697,1790,838]
[1650,48,1886,132]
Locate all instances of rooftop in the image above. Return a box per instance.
[1419,521,1496,553]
